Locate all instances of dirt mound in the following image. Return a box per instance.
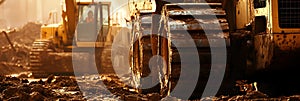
[0,22,41,47]
[0,22,41,75]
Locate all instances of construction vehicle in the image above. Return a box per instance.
[29,0,120,77]
[224,0,300,96]
[129,0,300,99]
[129,0,230,99]
[223,0,300,78]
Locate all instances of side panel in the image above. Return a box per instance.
[274,34,300,51]
[40,24,60,45]
[269,0,300,69]
[236,0,253,29]
[272,0,300,54]
[272,34,300,70]
[253,0,273,70]
[272,0,300,33]
[253,34,273,70]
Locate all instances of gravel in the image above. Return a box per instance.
[0,75,85,101]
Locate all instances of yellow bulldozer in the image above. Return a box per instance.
[223,0,300,79]
[129,0,300,99]
[225,0,300,96]
[29,0,122,77]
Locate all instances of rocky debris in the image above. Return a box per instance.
[227,91,268,100]
[203,85,299,101]
[1,73,300,100]
[21,79,29,83]
[74,74,300,101]
[161,96,179,101]
[235,80,258,93]
[147,93,161,101]
[46,74,55,84]
[17,72,31,78]
[0,62,27,76]
[101,75,138,95]
[289,95,300,100]
[2,87,18,99]
[123,94,144,101]
[30,92,45,101]
[0,43,30,61]
[51,76,78,87]
[0,75,85,100]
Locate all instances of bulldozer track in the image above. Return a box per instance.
[29,40,55,78]
[162,2,230,98]
[130,1,230,99]
[130,12,155,94]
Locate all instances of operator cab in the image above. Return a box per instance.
[75,2,111,47]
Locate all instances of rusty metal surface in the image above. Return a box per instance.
[162,2,230,99]
[274,34,300,51]
[269,33,300,70]
[253,34,273,70]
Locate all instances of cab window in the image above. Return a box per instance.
[77,5,98,42]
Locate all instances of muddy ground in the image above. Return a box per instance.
[1,74,300,101]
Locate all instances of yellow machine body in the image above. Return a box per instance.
[271,0,300,51]
[29,0,123,77]
[40,23,67,48]
[38,0,115,49]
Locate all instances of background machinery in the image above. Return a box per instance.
[29,0,119,77]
